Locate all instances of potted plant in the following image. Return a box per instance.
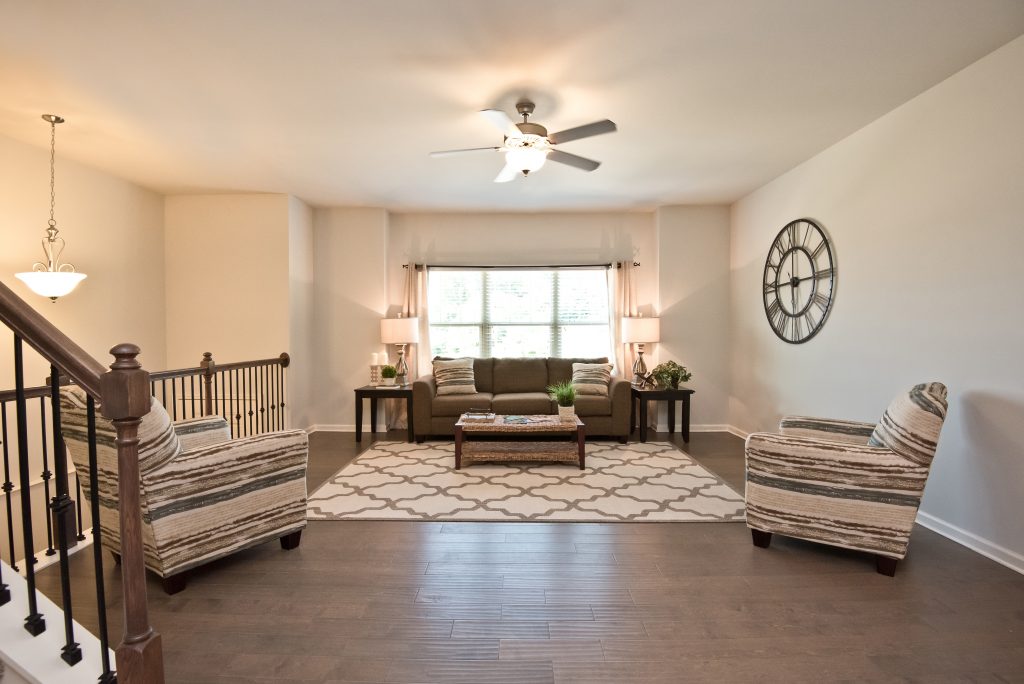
[547,381,577,422]
[380,364,398,386]
[651,361,692,389]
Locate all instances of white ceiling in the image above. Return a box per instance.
[1,1,1022,211]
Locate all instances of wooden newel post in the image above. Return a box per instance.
[100,343,165,684]
[200,351,215,416]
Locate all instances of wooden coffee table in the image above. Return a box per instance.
[454,414,586,470]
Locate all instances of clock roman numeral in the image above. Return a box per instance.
[810,239,827,260]
[786,223,798,250]
[812,292,830,311]
[814,267,833,280]
[803,311,817,334]
[764,281,779,294]
[792,315,803,341]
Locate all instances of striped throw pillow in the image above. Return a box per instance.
[434,358,477,396]
[868,382,948,466]
[572,362,613,396]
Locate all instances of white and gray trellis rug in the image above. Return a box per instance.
[307,441,745,522]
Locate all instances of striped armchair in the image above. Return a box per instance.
[744,382,948,576]
[60,386,308,594]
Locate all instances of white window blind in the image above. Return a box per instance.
[428,268,611,359]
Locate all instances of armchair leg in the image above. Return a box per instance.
[750,528,773,548]
[618,436,628,444]
[110,551,121,565]
[876,555,898,577]
[280,530,302,551]
[161,573,187,595]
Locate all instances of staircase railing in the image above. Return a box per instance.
[0,280,293,683]
[0,280,161,682]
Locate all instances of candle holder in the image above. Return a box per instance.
[370,365,382,386]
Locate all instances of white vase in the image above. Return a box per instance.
[382,377,396,386]
[558,405,576,423]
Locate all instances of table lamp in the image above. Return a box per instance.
[621,315,660,386]
[380,314,420,385]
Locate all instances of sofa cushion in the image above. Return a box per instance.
[572,362,613,396]
[547,357,609,386]
[434,358,477,395]
[492,358,548,394]
[432,392,494,417]
[573,395,613,417]
[435,357,493,393]
[492,392,554,415]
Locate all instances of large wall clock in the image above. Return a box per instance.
[762,218,835,344]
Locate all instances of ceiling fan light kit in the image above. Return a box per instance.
[430,100,616,183]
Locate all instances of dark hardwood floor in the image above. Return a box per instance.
[36,430,1024,683]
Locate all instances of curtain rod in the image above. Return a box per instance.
[402,262,640,271]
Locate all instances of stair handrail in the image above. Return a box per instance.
[0,280,164,684]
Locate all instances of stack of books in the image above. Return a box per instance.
[462,409,496,423]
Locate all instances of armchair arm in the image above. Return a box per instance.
[173,415,232,451]
[143,429,309,511]
[608,376,632,435]
[412,374,436,438]
[745,432,929,495]
[778,416,876,445]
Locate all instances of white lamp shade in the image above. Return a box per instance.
[380,316,420,344]
[621,316,660,343]
[16,271,87,299]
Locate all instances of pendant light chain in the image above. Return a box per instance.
[49,118,57,231]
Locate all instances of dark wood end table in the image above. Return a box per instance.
[630,386,695,443]
[354,385,414,443]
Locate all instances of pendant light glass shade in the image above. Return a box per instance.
[16,114,86,302]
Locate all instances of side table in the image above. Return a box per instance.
[630,386,695,443]
[354,385,414,443]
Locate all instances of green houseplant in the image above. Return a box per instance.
[651,361,692,389]
[380,364,398,386]
[547,381,577,422]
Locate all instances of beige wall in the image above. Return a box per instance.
[163,194,291,368]
[0,131,164,561]
[657,206,731,427]
[288,196,315,429]
[309,207,389,429]
[730,36,1024,568]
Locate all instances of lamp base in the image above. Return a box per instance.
[395,345,409,386]
[631,344,648,386]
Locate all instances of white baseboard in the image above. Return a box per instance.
[916,511,1024,575]
[306,424,352,433]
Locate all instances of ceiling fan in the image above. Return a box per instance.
[430,101,617,183]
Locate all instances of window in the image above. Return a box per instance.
[428,268,611,359]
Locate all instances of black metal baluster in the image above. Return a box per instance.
[248,366,254,435]
[49,365,82,664]
[190,375,197,419]
[268,363,276,430]
[74,475,86,541]
[257,364,265,434]
[86,396,116,683]
[39,396,56,556]
[161,378,167,410]
[14,335,45,635]
[233,369,241,438]
[170,379,178,420]
[0,405,8,602]
[279,363,286,428]
[2,403,17,571]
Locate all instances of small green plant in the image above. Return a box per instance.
[547,381,576,407]
[380,365,397,379]
[651,360,692,389]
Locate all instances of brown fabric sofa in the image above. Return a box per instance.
[413,357,631,442]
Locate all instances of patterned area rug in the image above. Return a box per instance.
[307,441,745,522]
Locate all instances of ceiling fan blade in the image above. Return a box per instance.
[494,163,519,183]
[548,119,617,145]
[547,149,601,172]
[429,146,500,158]
[480,109,520,138]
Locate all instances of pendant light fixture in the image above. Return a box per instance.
[16,114,87,302]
